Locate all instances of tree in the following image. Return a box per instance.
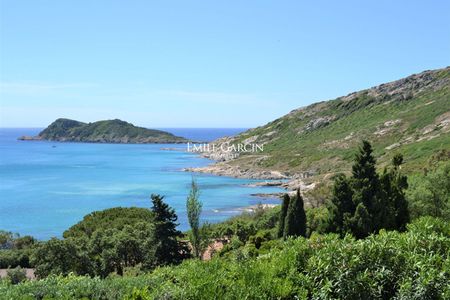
[326,142,411,238]
[408,162,450,219]
[186,179,204,258]
[379,154,409,231]
[350,140,380,236]
[350,203,372,239]
[326,174,354,235]
[0,232,36,269]
[391,154,409,230]
[31,238,87,278]
[277,194,290,238]
[0,231,15,249]
[234,220,256,243]
[148,194,189,267]
[283,189,307,238]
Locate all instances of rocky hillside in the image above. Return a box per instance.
[19,118,189,144]
[189,67,450,183]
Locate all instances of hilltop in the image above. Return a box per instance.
[19,118,189,144]
[188,67,450,185]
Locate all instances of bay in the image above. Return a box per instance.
[0,128,283,239]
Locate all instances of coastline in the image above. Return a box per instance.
[183,149,318,196]
[17,136,190,144]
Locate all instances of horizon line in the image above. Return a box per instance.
[0,126,251,129]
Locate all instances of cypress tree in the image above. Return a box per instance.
[283,189,307,238]
[186,179,203,258]
[277,194,290,238]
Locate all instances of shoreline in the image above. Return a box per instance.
[180,136,317,193]
[184,160,317,193]
[17,136,190,144]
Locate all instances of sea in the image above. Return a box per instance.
[0,128,284,240]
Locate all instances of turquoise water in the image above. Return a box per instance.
[0,128,283,240]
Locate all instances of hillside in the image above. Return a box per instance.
[19,118,189,144]
[190,67,450,183]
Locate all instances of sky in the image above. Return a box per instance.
[0,0,449,128]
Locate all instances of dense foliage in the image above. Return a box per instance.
[1,217,448,299]
[407,162,450,219]
[24,196,189,278]
[0,231,36,269]
[63,207,154,239]
[325,141,410,238]
[282,189,307,238]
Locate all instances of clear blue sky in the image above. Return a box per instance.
[0,0,449,128]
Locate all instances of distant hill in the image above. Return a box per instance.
[191,67,450,181]
[19,118,189,144]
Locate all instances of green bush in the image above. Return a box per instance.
[0,231,36,269]
[407,162,450,219]
[6,267,27,285]
[2,217,448,299]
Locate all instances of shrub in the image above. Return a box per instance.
[6,267,27,285]
[1,217,448,299]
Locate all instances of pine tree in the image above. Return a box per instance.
[378,169,397,230]
[283,189,307,238]
[350,140,380,237]
[326,142,410,238]
[277,194,290,238]
[388,154,409,230]
[326,174,354,235]
[148,194,188,267]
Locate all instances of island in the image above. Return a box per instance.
[18,118,190,144]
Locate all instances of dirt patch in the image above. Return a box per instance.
[0,268,35,280]
[202,240,227,260]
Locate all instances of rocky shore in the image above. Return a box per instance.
[181,134,321,195]
[184,163,289,180]
[184,154,316,193]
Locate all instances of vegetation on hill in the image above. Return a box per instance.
[21,118,189,143]
[207,67,450,181]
